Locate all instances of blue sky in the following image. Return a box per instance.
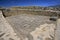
[0,0,60,7]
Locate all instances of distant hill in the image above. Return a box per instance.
[49,5,60,8]
[48,5,60,11]
[9,6,45,10]
[9,6,60,11]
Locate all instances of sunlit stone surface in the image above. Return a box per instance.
[55,19,60,40]
[0,10,57,40]
[6,13,56,40]
[0,11,20,40]
[30,23,55,40]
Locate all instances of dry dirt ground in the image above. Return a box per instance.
[6,13,56,40]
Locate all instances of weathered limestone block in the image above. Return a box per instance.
[55,19,60,40]
[30,23,55,40]
[0,11,20,40]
